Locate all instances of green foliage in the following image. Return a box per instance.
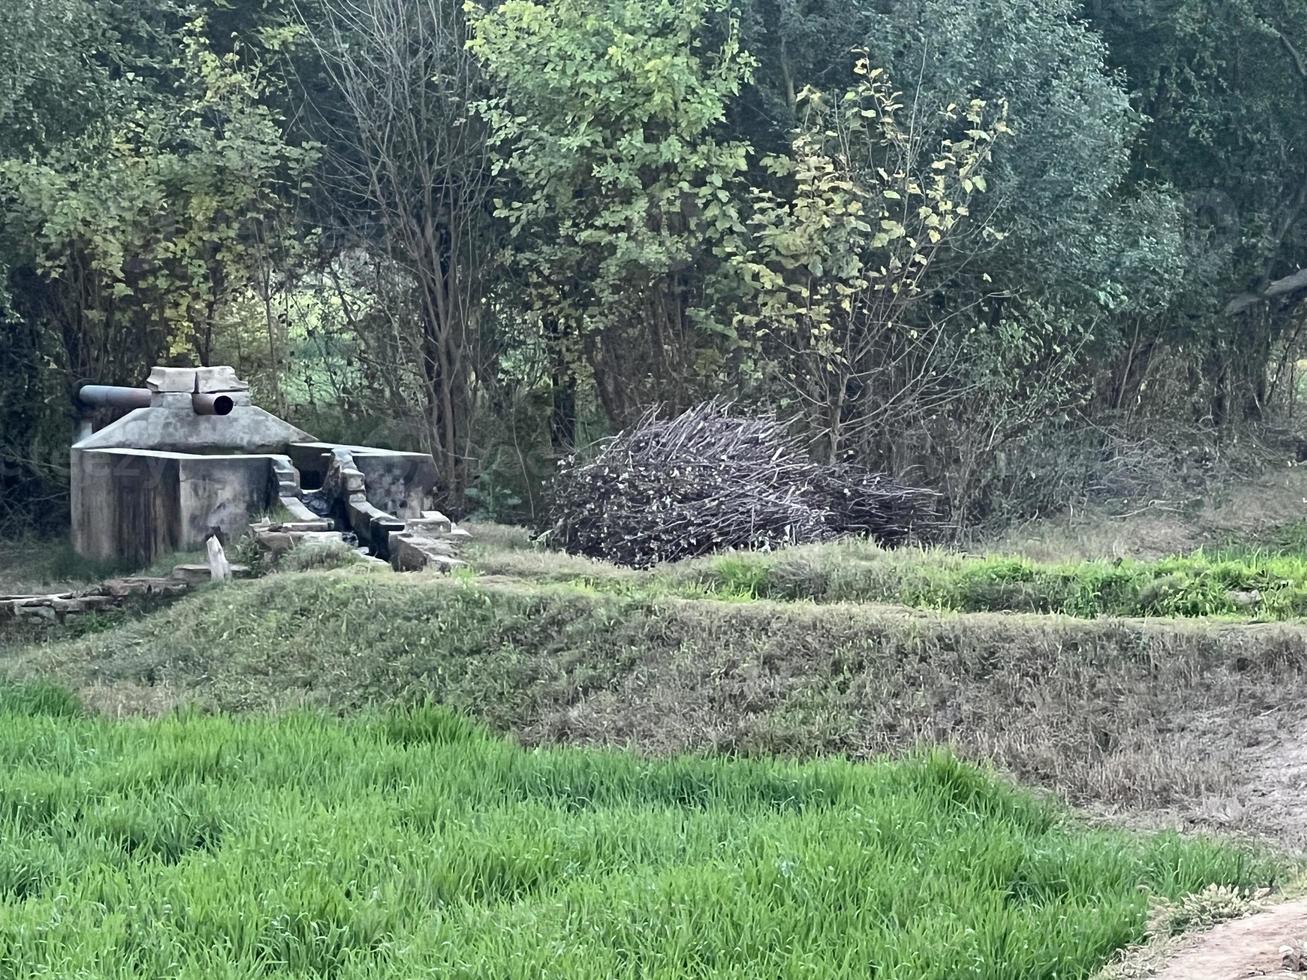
[278,537,365,573]
[0,536,200,593]
[0,679,1278,976]
[736,61,1007,324]
[769,547,1307,620]
[470,0,756,420]
[4,0,1307,534]
[0,19,317,359]
[0,6,315,529]
[725,56,1011,459]
[1086,0,1307,421]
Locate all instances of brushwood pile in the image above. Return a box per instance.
[547,403,938,567]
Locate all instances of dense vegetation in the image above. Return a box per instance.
[2,0,1305,532]
[0,681,1280,978]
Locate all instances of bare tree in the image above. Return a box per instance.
[295,0,495,507]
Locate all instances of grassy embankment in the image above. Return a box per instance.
[0,681,1282,978]
[9,567,1307,816]
[467,522,1307,621]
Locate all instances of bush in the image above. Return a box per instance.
[279,537,365,573]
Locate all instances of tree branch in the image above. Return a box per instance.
[1272,24,1307,81]
[1226,267,1307,314]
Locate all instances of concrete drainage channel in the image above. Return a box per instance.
[70,365,469,574]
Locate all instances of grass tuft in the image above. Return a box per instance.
[379,701,492,746]
[278,536,366,573]
[0,681,84,717]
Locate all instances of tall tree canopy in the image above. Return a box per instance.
[2,0,1305,530]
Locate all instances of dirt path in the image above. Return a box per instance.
[1142,717,1307,977]
[1113,708,1307,977]
[1150,899,1307,979]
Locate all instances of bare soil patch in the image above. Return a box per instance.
[1149,899,1307,980]
[1232,720,1307,851]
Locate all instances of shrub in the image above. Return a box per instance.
[279,538,365,573]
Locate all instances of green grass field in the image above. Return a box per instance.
[0,683,1280,979]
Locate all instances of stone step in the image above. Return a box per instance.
[171,563,253,585]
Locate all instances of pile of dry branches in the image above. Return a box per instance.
[546,403,937,566]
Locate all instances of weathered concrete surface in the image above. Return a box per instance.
[195,366,249,393]
[279,496,322,523]
[269,456,300,498]
[146,367,198,392]
[289,442,438,517]
[315,447,407,558]
[389,531,465,572]
[72,449,182,562]
[71,392,310,561]
[74,405,311,455]
[177,454,278,544]
[143,366,249,395]
[408,511,453,535]
[72,449,280,562]
[70,366,443,565]
[249,526,347,557]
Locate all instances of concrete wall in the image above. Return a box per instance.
[288,442,438,517]
[177,455,280,545]
[72,448,278,563]
[72,449,182,563]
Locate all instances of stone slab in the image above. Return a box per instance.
[172,562,253,584]
[146,367,197,392]
[195,366,250,393]
[73,405,313,454]
[278,496,322,523]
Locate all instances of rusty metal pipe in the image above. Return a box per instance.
[76,385,152,410]
[78,383,236,416]
[192,393,234,416]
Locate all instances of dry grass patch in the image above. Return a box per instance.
[8,570,1307,844]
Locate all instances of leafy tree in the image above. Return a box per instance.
[725,58,1010,461]
[1087,0,1307,422]
[469,0,756,426]
[0,9,314,528]
[3,21,316,361]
